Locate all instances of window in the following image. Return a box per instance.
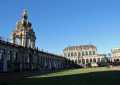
[8,51,11,61]
[27,56,30,63]
[13,52,16,61]
[68,53,70,57]
[74,52,77,56]
[82,52,84,56]
[82,59,85,64]
[86,59,89,63]
[89,51,92,55]
[75,60,77,63]
[78,59,81,63]
[9,50,12,61]
[86,51,88,55]
[93,51,95,55]
[71,52,73,56]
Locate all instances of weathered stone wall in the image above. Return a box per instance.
[0,40,69,72]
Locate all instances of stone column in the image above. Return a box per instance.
[3,54,7,72]
[84,59,86,65]
[12,36,16,44]
[20,37,22,46]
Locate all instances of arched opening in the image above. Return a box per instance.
[90,59,92,62]
[93,58,96,62]
[86,59,89,63]
[16,38,21,45]
[82,59,85,64]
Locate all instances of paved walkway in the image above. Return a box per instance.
[110,66,120,71]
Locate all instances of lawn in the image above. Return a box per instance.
[0,67,120,85]
[29,67,112,78]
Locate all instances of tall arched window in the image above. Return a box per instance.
[93,51,95,55]
[82,59,85,64]
[74,52,77,56]
[86,51,88,55]
[89,51,92,55]
[78,59,81,63]
[68,53,70,57]
[71,52,73,56]
[82,52,84,56]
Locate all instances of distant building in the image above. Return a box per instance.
[63,45,105,67]
[111,48,120,62]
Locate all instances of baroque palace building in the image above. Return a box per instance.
[0,10,71,72]
[111,48,120,62]
[63,45,106,67]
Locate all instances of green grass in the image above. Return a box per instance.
[30,67,112,78]
[1,67,120,85]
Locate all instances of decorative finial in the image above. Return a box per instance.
[22,9,28,19]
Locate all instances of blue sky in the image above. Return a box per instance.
[0,0,120,54]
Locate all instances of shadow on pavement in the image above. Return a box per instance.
[0,70,120,85]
